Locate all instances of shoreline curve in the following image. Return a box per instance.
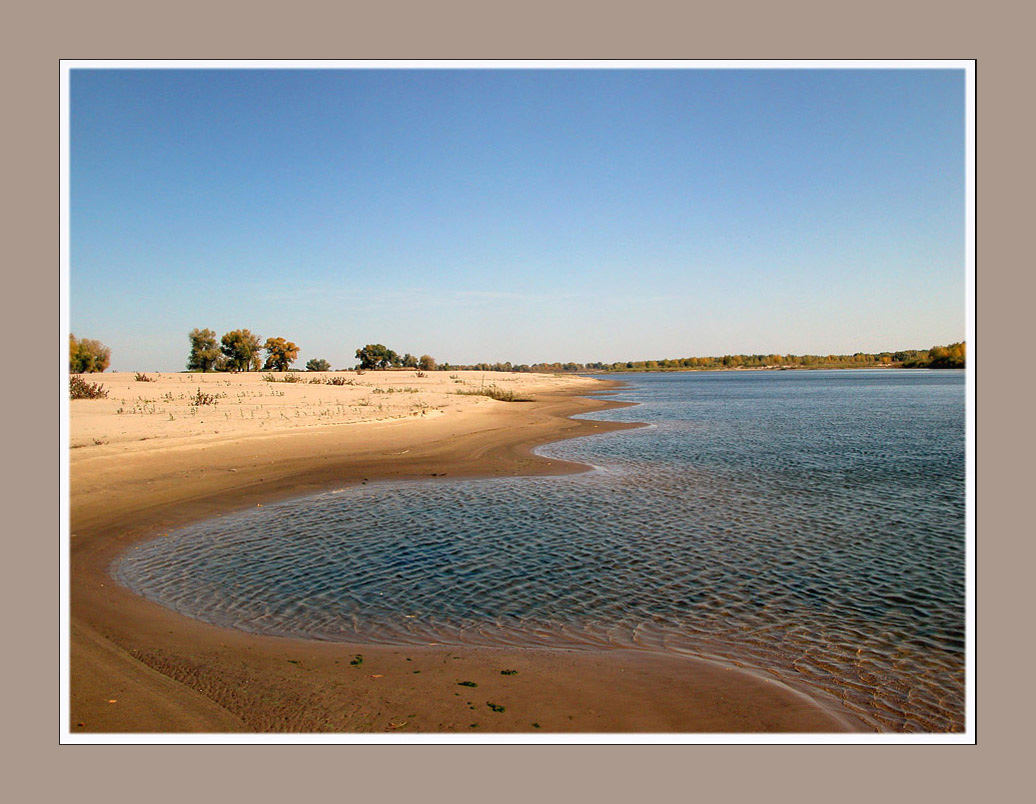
[70,378,871,734]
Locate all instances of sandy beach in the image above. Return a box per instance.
[70,370,866,733]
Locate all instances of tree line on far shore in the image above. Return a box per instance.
[68,330,966,374]
[900,342,966,369]
[443,342,966,373]
[185,335,964,374]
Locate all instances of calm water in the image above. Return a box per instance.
[115,370,967,732]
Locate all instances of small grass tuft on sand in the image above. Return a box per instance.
[455,385,532,402]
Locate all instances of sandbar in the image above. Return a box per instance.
[70,371,868,733]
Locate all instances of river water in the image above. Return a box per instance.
[115,369,967,732]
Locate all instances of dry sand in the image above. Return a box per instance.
[70,369,593,452]
[69,370,868,733]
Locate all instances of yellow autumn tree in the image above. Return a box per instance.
[69,334,111,373]
[263,337,300,372]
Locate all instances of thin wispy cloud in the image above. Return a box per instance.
[255,281,581,310]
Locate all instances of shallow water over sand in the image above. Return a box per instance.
[115,370,966,732]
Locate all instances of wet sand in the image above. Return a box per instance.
[70,373,868,733]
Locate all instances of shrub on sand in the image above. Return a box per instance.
[70,375,108,399]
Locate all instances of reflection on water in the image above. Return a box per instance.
[115,370,966,732]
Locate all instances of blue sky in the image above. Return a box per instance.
[70,67,966,371]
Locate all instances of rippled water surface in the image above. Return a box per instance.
[116,370,967,732]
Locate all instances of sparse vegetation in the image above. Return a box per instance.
[456,385,532,402]
[134,373,155,382]
[306,358,331,372]
[457,681,478,687]
[70,374,108,399]
[189,388,217,407]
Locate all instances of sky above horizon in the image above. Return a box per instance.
[69,67,967,372]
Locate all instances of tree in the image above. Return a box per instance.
[402,353,419,369]
[355,344,399,370]
[418,354,437,371]
[187,328,221,372]
[69,334,111,373]
[263,337,300,371]
[927,342,966,369]
[306,358,331,372]
[220,329,262,372]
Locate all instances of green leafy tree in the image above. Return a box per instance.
[69,334,111,373]
[220,329,262,372]
[418,354,437,371]
[402,353,419,369]
[263,337,300,371]
[187,328,221,372]
[306,358,331,372]
[355,344,399,370]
